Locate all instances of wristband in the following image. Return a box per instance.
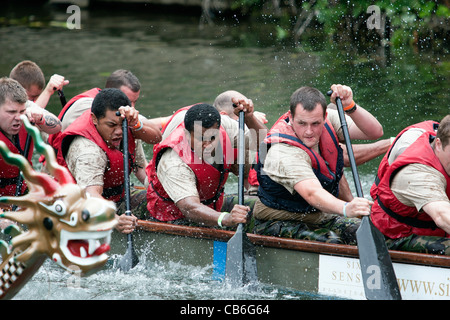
[343,202,349,218]
[344,100,357,114]
[132,120,143,132]
[217,212,229,228]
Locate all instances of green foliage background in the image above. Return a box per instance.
[231,0,449,49]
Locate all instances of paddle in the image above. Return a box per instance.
[224,105,258,287]
[52,86,67,108]
[327,89,401,300]
[57,89,67,107]
[116,111,139,272]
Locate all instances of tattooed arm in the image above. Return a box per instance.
[25,101,62,134]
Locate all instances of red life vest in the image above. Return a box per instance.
[370,122,450,239]
[56,109,136,203]
[247,167,259,186]
[0,126,34,196]
[146,109,234,221]
[48,88,101,153]
[371,120,439,198]
[257,111,344,213]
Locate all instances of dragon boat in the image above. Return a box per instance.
[122,209,450,300]
[1,120,448,301]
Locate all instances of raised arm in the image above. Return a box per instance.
[34,74,69,108]
[132,117,162,144]
[329,84,383,140]
[117,106,162,144]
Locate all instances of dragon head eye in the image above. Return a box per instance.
[55,203,63,213]
[52,200,67,216]
[39,199,67,216]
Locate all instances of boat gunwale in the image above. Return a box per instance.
[137,219,450,268]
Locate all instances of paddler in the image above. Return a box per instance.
[55,88,160,234]
[253,84,383,244]
[371,115,450,255]
[145,101,267,228]
[48,69,161,188]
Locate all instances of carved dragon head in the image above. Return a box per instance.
[0,116,117,275]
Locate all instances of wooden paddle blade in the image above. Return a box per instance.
[118,233,139,272]
[356,217,401,300]
[225,225,258,287]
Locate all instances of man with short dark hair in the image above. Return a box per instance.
[56,88,156,234]
[253,84,381,244]
[105,69,141,106]
[145,101,266,228]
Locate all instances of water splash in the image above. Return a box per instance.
[13,248,331,300]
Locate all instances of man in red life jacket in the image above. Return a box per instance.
[370,115,450,255]
[253,85,380,244]
[146,101,266,228]
[56,88,155,234]
[48,70,161,187]
[0,77,62,200]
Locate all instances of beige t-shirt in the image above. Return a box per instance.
[156,111,254,204]
[261,109,352,194]
[63,97,148,188]
[66,136,148,188]
[387,128,425,164]
[61,97,94,131]
[253,109,354,221]
[388,129,449,211]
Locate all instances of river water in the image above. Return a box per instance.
[0,3,449,301]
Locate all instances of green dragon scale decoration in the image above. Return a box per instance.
[0,116,117,299]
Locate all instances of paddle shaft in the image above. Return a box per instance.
[53,87,67,107]
[117,111,139,271]
[224,104,258,287]
[236,109,245,232]
[238,110,245,206]
[15,133,32,195]
[122,117,131,214]
[123,117,134,252]
[57,89,67,107]
[329,92,363,197]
